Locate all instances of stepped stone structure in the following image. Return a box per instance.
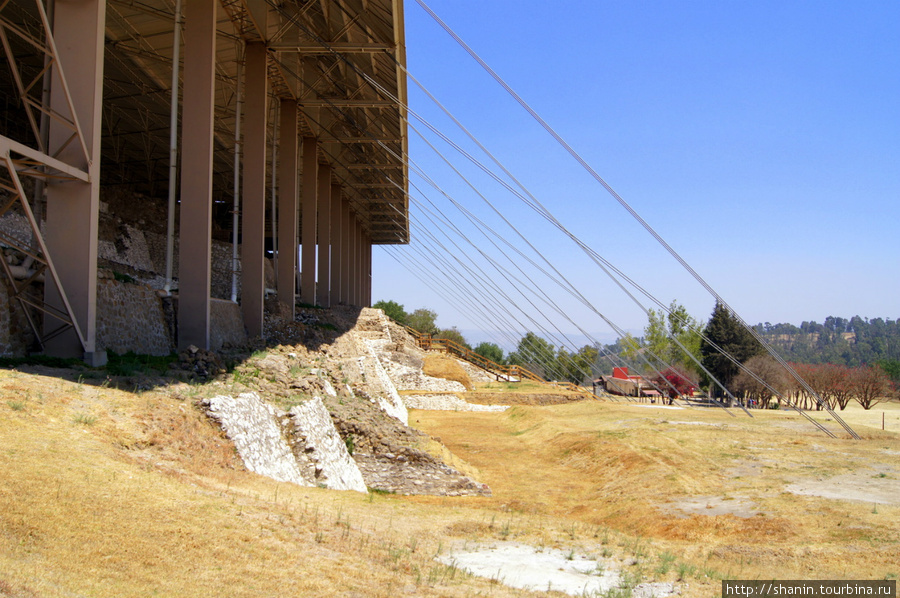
[201,308,495,497]
[290,398,368,493]
[205,392,310,487]
[205,392,367,493]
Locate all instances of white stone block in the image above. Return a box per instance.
[290,397,367,493]
[206,392,310,486]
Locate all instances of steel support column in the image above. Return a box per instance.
[364,238,372,306]
[315,163,331,307]
[43,0,106,363]
[329,184,342,304]
[357,227,366,306]
[340,199,351,305]
[241,42,268,338]
[277,100,298,316]
[176,0,216,350]
[350,212,359,306]
[300,137,317,305]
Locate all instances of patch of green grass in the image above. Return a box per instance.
[506,406,528,421]
[675,561,696,581]
[367,487,395,495]
[106,351,177,376]
[6,400,25,411]
[296,302,323,310]
[510,424,540,437]
[344,434,355,455]
[655,551,676,575]
[600,587,633,598]
[73,413,97,426]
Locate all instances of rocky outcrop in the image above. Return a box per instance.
[357,337,409,425]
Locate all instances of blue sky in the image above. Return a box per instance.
[372,0,899,350]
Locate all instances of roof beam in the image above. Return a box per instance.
[318,135,401,143]
[269,41,393,53]
[346,163,402,169]
[300,99,396,107]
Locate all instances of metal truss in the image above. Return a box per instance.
[0,0,89,351]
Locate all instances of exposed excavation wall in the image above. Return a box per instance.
[96,271,171,356]
[291,397,368,492]
[0,205,249,357]
[205,392,367,493]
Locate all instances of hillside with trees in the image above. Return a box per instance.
[753,316,900,366]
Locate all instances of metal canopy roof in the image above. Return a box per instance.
[2,0,409,244]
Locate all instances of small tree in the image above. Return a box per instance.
[849,364,890,410]
[557,344,600,385]
[644,308,669,364]
[876,359,900,398]
[642,300,702,374]
[650,366,698,404]
[701,302,764,398]
[474,342,504,365]
[437,326,470,349]
[406,308,438,335]
[731,355,790,408]
[507,332,556,380]
[373,300,407,324]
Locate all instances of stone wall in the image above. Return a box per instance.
[205,392,311,486]
[290,397,368,492]
[210,298,247,351]
[205,392,367,493]
[0,202,266,356]
[96,271,172,356]
[121,230,243,300]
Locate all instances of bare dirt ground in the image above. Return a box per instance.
[412,400,900,586]
[1,310,898,596]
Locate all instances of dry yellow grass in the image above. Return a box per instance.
[422,353,473,390]
[0,369,548,598]
[2,366,898,597]
[413,400,900,584]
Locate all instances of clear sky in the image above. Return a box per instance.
[372,0,899,350]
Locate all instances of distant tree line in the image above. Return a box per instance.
[374,298,899,403]
[732,358,892,410]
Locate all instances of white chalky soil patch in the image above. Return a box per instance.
[437,542,620,595]
[786,469,900,505]
[437,542,679,597]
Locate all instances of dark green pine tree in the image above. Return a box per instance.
[701,302,764,397]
